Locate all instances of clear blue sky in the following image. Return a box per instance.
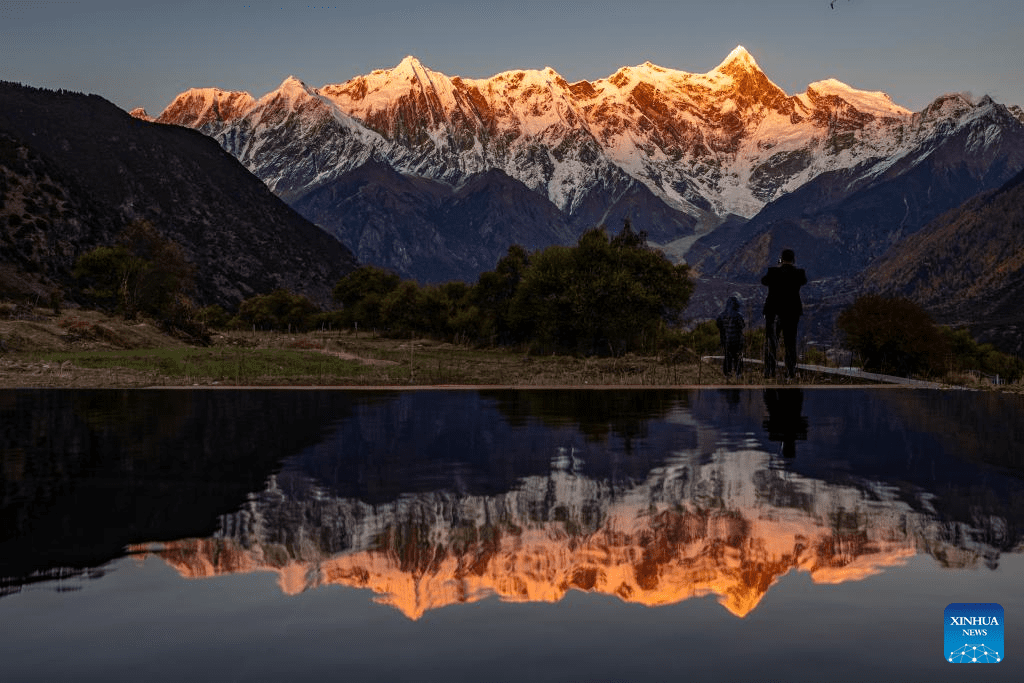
[2,0,1020,116]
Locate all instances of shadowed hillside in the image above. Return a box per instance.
[0,82,358,309]
[861,168,1024,353]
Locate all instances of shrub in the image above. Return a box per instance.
[236,289,321,332]
[803,345,828,366]
[196,304,231,330]
[332,265,401,330]
[72,220,195,324]
[837,295,948,377]
[678,320,721,359]
[939,326,1024,383]
[508,223,693,355]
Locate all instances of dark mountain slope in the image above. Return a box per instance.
[0,130,123,300]
[0,82,357,308]
[564,169,700,245]
[861,167,1024,353]
[292,160,576,283]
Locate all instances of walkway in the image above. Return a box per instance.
[705,356,952,389]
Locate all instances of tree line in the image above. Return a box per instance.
[72,220,695,356]
[68,219,1023,380]
[273,221,692,356]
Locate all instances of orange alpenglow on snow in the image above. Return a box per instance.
[133,485,929,620]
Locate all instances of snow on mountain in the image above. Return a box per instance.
[158,86,256,128]
[317,55,622,212]
[799,79,908,119]
[151,47,1022,259]
[160,76,400,202]
[834,94,1024,187]
[686,91,1024,321]
[128,107,153,122]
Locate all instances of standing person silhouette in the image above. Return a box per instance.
[761,249,807,379]
[716,294,745,379]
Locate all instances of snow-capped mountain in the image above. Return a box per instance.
[146,48,1024,288]
[692,93,1024,275]
[152,47,919,223]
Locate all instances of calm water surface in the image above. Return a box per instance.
[1,388,1023,682]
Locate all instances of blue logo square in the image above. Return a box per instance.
[945,603,1004,663]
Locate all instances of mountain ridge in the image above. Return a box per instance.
[140,51,1024,328]
[150,49,1024,287]
[690,94,1024,283]
[150,47,915,222]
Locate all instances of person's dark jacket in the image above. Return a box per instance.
[761,264,807,317]
[716,296,745,349]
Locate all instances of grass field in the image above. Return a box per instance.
[1,306,1006,389]
[13,330,723,387]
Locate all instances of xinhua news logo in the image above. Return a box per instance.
[945,603,1004,663]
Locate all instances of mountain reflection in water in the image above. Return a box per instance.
[5,388,1017,621]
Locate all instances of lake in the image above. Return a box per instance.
[1,388,1022,682]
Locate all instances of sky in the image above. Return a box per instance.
[1,0,1021,116]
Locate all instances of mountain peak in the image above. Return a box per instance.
[277,75,313,94]
[918,92,976,122]
[157,86,255,127]
[394,55,426,74]
[804,79,911,118]
[713,45,761,74]
[129,107,153,122]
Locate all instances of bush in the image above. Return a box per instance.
[677,320,721,359]
[745,327,766,363]
[508,223,693,355]
[939,326,1024,383]
[196,304,231,330]
[236,289,321,332]
[803,345,829,366]
[332,265,401,330]
[312,310,347,331]
[837,295,948,377]
[73,220,195,324]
